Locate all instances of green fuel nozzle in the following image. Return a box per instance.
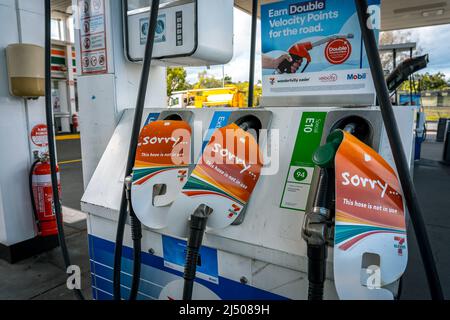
[312,130,344,169]
[303,127,354,300]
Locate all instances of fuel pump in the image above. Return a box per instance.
[80,0,443,301]
[300,1,443,299]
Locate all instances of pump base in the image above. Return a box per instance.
[0,235,59,264]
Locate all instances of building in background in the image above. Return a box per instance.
[50,9,78,134]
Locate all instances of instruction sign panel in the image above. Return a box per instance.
[162,235,219,284]
[280,112,326,211]
[261,0,380,100]
[140,14,167,45]
[78,0,108,74]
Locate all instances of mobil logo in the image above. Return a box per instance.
[347,73,367,80]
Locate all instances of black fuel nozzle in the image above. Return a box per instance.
[386,54,429,93]
[182,204,213,301]
[234,115,262,141]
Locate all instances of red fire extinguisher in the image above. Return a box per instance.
[29,157,60,237]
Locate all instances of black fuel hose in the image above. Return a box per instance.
[129,215,142,301]
[29,160,40,228]
[307,243,327,300]
[307,168,333,300]
[113,0,160,301]
[355,0,444,300]
[44,0,84,300]
[183,205,212,300]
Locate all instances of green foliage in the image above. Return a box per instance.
[167,67,191,97]
[167,68,263,106]
[233,81,263,107]
[400,72,450,92]
[193,71,224,89]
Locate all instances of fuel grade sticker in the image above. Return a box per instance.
[280,112,326,212]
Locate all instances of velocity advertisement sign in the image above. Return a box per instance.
[261,0,380,102]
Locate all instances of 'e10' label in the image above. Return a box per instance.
[280,112,326,211]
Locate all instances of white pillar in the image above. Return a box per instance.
[74,0,166,187]
[0,0,47,246]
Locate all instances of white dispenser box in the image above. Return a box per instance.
[124,0,234,65]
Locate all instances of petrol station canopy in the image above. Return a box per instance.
[235,0,450,31]
[50,0,450,31]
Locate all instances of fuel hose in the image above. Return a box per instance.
[29,159,40,228]
[113,0,161,301]
[44,0,84,300]
[355,0,444,300]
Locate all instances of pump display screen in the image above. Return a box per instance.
[124,0,196,61]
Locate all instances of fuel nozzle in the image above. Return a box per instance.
[313,130,345,169]
[183,204,213,300]
[234,115,262,140]
[386,54,429,93]
[303,129,347,300]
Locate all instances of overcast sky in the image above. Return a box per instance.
[185,8,450,84]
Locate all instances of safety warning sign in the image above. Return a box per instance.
[78,0,108,75]
[30,124,49,148]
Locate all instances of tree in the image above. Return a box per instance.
[400,72,449,92]
[193,71,223,89]
[189,71,263,107]
[233,81,263,107]
[379,30,423,74]
[167,67,190,97]
[224,75,233,85]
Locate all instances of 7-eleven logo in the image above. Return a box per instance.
[228,204,241,219]
[177,170,187,182]
[394,236,406,256]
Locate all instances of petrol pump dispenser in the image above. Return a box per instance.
[124,0,234,65]
[302,117,409,300]
[79,0,442,301]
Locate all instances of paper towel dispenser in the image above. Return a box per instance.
[6,44,45,99]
